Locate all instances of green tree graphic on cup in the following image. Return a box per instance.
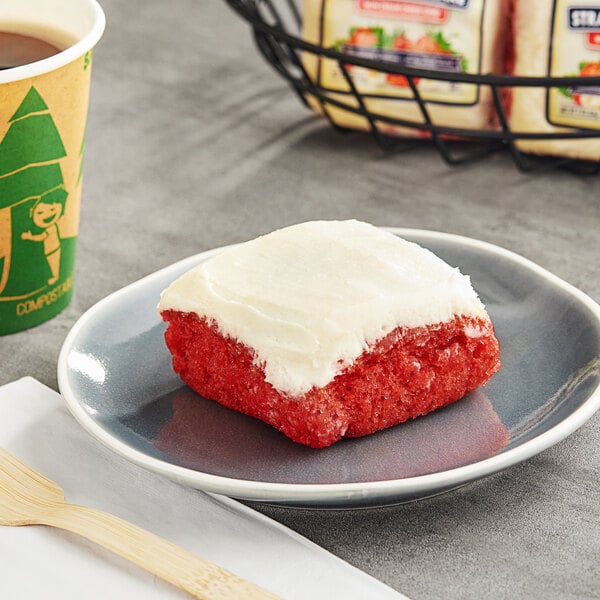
[0,86,67,297]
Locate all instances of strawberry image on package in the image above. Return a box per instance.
[302,0,510,137]
[159,221,501,448]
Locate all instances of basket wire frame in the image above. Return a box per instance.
[226,0,600,174]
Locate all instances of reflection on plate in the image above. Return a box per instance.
[152,387,509,484]
[57,229,600,508]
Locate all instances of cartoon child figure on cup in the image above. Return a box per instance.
[21,187,67,286]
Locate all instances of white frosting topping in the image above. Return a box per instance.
[159,220,488,397]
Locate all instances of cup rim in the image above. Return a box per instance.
[0,0,106,84]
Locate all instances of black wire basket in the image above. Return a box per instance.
[224,0,600,174]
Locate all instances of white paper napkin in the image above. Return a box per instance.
[0,377,408,600]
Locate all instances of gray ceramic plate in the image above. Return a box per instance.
[57,229,600,508]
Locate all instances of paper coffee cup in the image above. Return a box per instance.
[0,0,105,335]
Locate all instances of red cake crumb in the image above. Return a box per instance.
[161,309,501,448]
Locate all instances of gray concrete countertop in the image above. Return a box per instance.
[1,2,599,598]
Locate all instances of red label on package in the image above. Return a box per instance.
[355,0,448,23]
[586,31,600,48]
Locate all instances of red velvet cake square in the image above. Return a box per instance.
[159,220,500,448]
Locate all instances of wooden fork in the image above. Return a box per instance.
[0,448,280,599]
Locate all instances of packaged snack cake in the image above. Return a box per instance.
[302,0,510,137]
[159,221,501,448]
[511,0,600,160]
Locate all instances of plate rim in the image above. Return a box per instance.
[57,228,600,505]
